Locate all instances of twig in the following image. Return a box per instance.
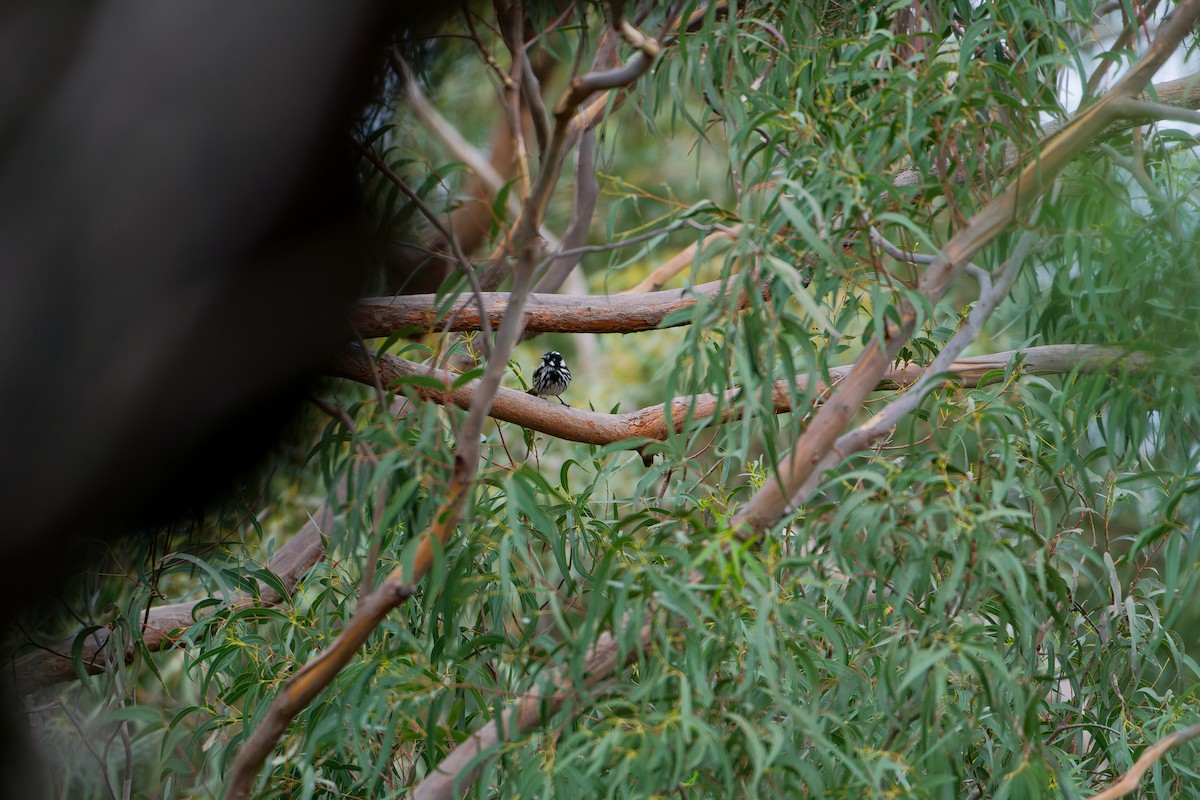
[540,219,736,266]
[222,12,662,798]
[521,56,550,155]
[1110,96,1200,125]
[1100,142,1185,239]
[776,218,1041,520]
[351,328,387,411]
[891,70,1200,191]
[533,126,598,293]
[350,138,494,354]
[621,225,741,294]
[307,396,387,597]
[12,506,331,692]
[1085,724,1200,800]
[1085,0,1162,98]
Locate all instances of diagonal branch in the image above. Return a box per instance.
[352,138,493,350]
[730,0,1200,537]
[621,225,741,294]
[411,622,654,800]
[892,71,1200,190]
[775,218,1041,520]
[1085,724,1200,800]
[533,126,599,294]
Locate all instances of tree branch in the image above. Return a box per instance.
[776,219,1040,520]
[352,279,751,336]
[1085,724,1200,800]
[331,345,1149,450]
[533,126,599,294]
[620,225,741,294]
[411,622,654,800]
[892,71,1200,190]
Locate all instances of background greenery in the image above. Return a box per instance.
[14,1,1200,797]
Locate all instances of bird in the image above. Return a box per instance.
[527,351,571,405]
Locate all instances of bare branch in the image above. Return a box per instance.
[892,71,1200,190]
[353,279,751,336]
[1085,724,1200,800]
[534,127,598,293]
[1110,96,1200,125]
[778,219,1041,519]
[352,139,494,352]
[394,51,516,215]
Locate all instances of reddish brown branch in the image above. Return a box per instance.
[352,279,747,336]
[331,345,1145,449]
[620,226,741,294]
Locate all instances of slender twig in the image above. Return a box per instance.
[533,126,598,293]
[1100,142,1185,239]
[60,704,119,800]
[13,506,332,693]
[1084,724,1200,800]
[542,219,737,267]
[521,56,550,155]
[1085,0,1162,98]
[501,0,532,199]
[352,328,387,411]
[1110,96,1200,125]
[775,219,1041,520]
[308,396,388,598]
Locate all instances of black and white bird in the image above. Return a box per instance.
[527,351,571,405]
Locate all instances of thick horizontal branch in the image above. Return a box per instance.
[11,506,331,693]
[351,280,747,336]
[331,345,1144,449]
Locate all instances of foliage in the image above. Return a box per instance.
[16,2,1200,798]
